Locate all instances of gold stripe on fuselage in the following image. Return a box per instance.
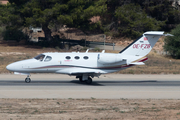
[132,56,147,63]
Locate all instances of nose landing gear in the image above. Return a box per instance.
[25,75,31,83]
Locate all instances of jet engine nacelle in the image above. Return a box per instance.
[97,54,123,64]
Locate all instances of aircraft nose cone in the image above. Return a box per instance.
[6,63,19,72]
[6,64,14,71]
[6,59,33,72]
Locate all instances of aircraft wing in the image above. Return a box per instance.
[55,68,105,75]
[14,72,30,75]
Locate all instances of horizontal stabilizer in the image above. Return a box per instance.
[130,62,145,65]
[144,31,173,36]
[164,33,173,36]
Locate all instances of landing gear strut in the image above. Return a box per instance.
[25,75,31,83]
[79,76,83,82]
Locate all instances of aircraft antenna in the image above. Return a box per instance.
[86,49,89,53]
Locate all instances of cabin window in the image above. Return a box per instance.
[74,56,80,60]
[83,56,89,60]
[44,56,52,62]
[34,54,45,61]
[66,56,71,60]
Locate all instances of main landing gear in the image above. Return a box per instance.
[77,75,93,84]
[86,77,92,84]
[25,75,31,83]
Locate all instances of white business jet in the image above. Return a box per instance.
[6,31,172,84]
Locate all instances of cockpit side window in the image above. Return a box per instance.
[44,56,52,62]
[34,54,45,61]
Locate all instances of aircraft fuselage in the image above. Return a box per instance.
[7,52,134,74]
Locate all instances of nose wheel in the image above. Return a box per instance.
[25,75,31,83]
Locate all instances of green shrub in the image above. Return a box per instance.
[2,29,28,42]
[94,47,100,52]
[164,24,180,59]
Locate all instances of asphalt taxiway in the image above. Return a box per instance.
[0,74,180,99]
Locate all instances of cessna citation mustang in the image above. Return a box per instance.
[6,31,172,84]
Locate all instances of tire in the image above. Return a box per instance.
[86,77,92,84]
[25,78,31,83]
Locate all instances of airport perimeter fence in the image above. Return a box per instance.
[38,37,115,50]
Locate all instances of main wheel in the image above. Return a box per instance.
[85,77,92,84]
[25,78,31,83]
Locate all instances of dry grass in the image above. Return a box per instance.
[0,98,180,120]
[119,52,180,74]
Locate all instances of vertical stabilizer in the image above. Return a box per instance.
[119,31,171,57]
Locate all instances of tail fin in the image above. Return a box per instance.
[119,31,173,56]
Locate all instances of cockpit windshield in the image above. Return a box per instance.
[34,54,45,61]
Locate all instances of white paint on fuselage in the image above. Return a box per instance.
[6,52,135,74]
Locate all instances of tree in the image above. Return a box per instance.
[142,0,180,31]
[102,0,180,38]
[0,3,25,41]
[115,4,164,38]
[7,0,107,41]
[0,3,23,30]
[164,24,180,59]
